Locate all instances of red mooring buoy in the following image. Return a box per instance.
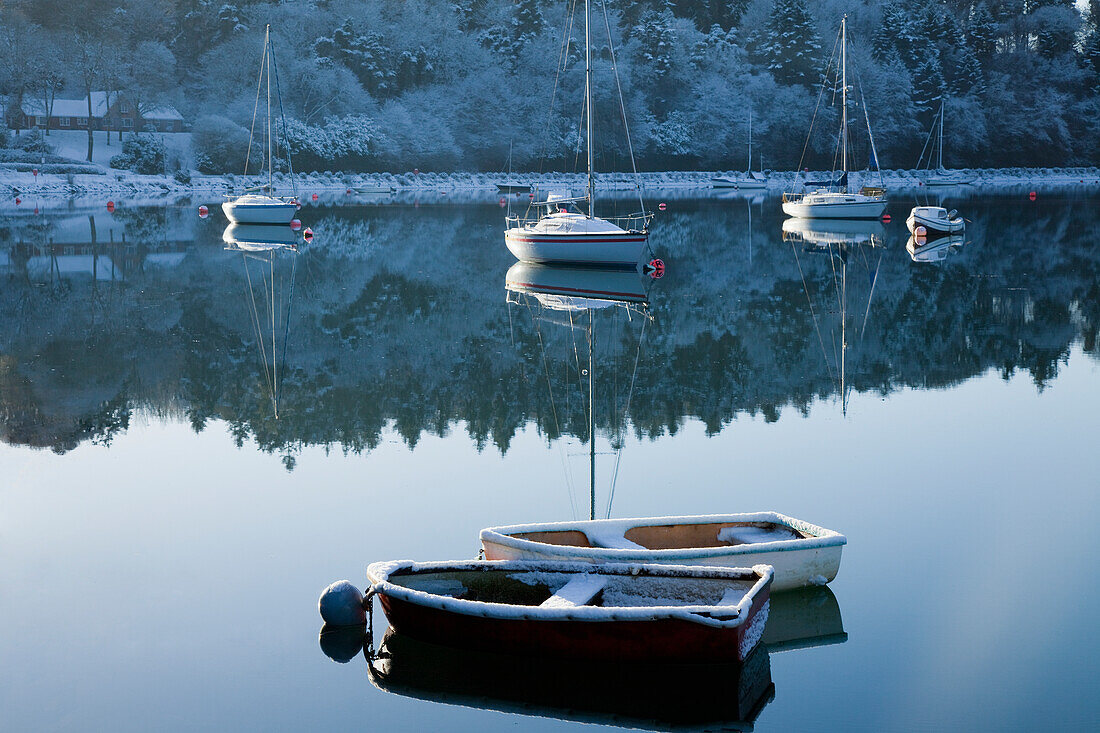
[14,197,20,205]
[658,202,667,211]
[106,200,115,212]
[1029,191,1037,201]
[290,219,302,231]
[499,197,507,207]
[645,258,666,279]
[197,205,209,218]
[311,193,319,201]
[882,214,891,222]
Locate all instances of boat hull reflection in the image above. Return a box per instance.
[505,261,648,310]
[368,630,774,731]
[763,586,847,652]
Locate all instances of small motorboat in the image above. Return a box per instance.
[366,559,773,662]
[906,206,965,235]
[480,512,845,591]
[354,184,396,194]
[496,182,531,194]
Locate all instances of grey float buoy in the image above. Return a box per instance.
[319,580,366,626]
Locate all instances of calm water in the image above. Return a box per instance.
[2,191,1098,731]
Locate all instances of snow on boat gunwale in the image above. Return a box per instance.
[366,559,773,662]
[480,511,846,592]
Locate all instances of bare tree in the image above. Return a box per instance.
[69,30,108,162]
[28,31,66,136]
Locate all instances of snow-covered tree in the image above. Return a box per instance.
[754,0,821,88]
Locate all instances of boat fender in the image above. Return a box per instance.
[319,580,366,626]
[303,227,314,241]
[644,258,665,279]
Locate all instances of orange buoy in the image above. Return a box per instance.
[106,200,115,212]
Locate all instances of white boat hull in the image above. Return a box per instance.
[906,212,965,235]
[222,200,297,225]
[505,229,647,267]
[712,177,767,190]
[781,199,886,219]
[481,512,846,592]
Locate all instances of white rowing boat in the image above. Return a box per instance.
[480,512,845,591]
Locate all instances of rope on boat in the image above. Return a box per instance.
[792,25,843,189]
[606,315,647,518]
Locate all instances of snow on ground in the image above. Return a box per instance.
[10,129,193,169]
[3,162,1100,213]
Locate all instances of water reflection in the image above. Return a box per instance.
[1,196,1098,457]
[505,262,653,519]
[338,585,844,730]
[907,233,966,264]
[222,224,301,424]
[366,631,774,731]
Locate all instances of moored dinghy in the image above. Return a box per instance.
[480,512,845,591]
[907,206,965,235]
[366,559,773,662]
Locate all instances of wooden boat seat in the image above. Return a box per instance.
[540,574,610,608]
[586,530,646,550]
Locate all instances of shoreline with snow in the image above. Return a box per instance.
[3,166,1099,210]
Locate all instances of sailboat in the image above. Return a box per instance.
[918,100,975,186]
[712,110,768,190]
[222,25,299,226]
[504,1,651,268]
[782,16,887,220]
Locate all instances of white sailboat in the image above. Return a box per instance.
[712,110,768,190]
[782,16,886,220]
[504,1,651,268]
[918,100,975,186]
[222,25,298,226]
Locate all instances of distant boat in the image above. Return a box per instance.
[480,512,845,592]
[782,16,886,220]
[222,25,298,226]
[366,559,773,662]
[504,0,651,267]
[712,109,768,189]
[918,101,976,186]
[496,182,531,194]
[907,205,965,235]
[354,184,396,194]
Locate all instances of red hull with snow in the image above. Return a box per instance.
[367,560,773,663]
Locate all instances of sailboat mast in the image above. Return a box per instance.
[938,100,944,170]
[841,16,847,182]
[266,25,272,193]
[589,310,596,521]
[748,109,752,172]
[585,0,594,218]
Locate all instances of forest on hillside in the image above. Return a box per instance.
[2,0,1099,173]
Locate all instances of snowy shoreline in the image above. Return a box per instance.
[4,166,1099,210]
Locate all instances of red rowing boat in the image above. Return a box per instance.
[366,559,773,663]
